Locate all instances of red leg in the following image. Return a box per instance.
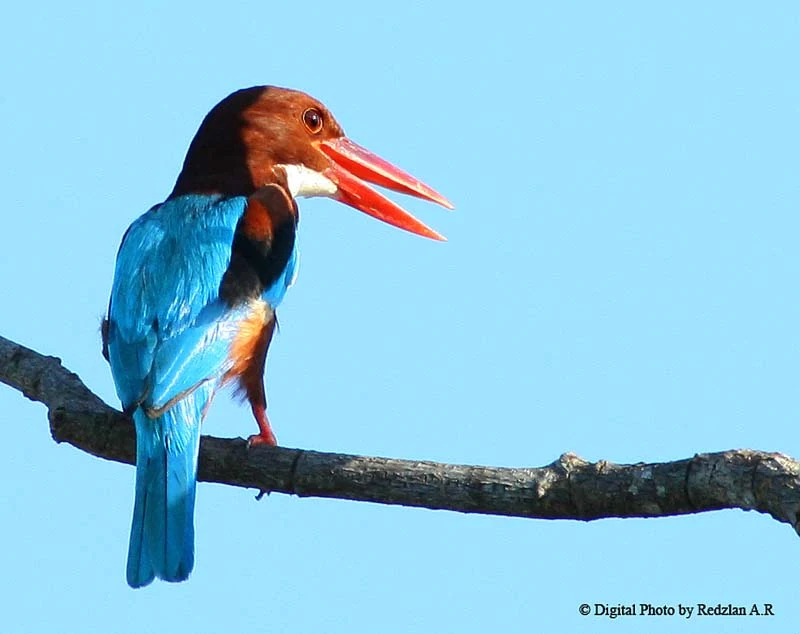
[241,316,278,447]
[247,402,277,447]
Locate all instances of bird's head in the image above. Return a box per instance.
[171,86,452,240]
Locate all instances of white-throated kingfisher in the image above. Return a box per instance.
[103,86,452,588]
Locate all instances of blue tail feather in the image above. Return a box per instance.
[126,385,211,588]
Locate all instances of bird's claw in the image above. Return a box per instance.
[247,432,277,449]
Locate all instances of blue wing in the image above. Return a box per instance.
[108,193,298,409]
[109,194,248,409]
[107,193,297,586]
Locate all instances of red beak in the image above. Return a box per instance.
[320,137,453,241]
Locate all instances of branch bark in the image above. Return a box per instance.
[3,333,800,535]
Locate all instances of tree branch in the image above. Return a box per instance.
[3,333,800,535]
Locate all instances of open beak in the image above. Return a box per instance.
[319,137,453,241]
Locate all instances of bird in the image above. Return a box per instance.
[103,85,452,588]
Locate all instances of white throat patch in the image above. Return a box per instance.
[279,164,337,199]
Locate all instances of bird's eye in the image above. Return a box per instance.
[302,108,323,133]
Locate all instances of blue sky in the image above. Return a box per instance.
[1,2,798,632]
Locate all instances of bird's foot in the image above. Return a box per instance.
[247,431,277,448]
[248,403,278,447]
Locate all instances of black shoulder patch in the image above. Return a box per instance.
[219,185,298,306]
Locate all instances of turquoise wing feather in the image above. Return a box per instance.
[108,195,246,586]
